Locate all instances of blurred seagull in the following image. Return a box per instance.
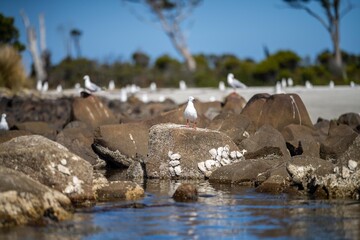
[219,81,225,91]
[150,82,157,92]
[179,80,187,90]
[227,73,247,90]
[84,75,101,92]
[0,113,9,130]
[56,84,63,93]
[108,80,115,91]
[42,81,48,92]
[183,96,198,130]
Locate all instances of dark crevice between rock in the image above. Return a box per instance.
[286,141,303,157]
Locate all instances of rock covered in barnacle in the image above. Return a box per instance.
[197,145,246,177]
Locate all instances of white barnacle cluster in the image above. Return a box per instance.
[198,145,246,177]
[168,151,182,177]
[64,176,84,194]
[333,160,358,179]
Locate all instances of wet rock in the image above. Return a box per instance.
[314,118,330,143]
[320,121,358,161]
[222,92,247,114]
[0,166,72,227]
[126,161,146,180]
[338,135,360,167]
[241,93,270,128]
[95,181,144,201]
[255,164,297,194]
[281,124,320,157]
[146,123,240,179]
[0,95,72,131]
[287,156,360,199]
[258,94,313,131]
[0,135,94,204]
[209,157,285,185]
[56,125,98,165]
[243,93,313,131]
[286,155,335,193]
[239,124,291,159]
[72,95,118,129]
[172,183,198,202]
[337,112,360,133]
[0,129,32,144]
[93,122,149,167]
[208,112,256,146]
[13,121,57,140]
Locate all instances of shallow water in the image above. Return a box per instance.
[1,180,359,240]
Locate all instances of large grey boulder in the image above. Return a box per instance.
[239,124,291,159]
[209,157,285,185]
[56,123,98,165]
[0,135,94,203]
[320,121,358,161]
[0,166,72,227]
[146,123,242,179]
[72,95,118,129]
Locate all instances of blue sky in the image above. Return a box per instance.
[2,0,360,73]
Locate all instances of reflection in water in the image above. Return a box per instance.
[0,179,359,239]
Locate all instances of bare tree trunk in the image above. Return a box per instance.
[169,34,196,72]
[20,10,47,83]
[144,0,198,72]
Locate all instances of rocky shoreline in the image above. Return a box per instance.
[0,89,359,227]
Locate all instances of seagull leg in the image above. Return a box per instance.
[193,121,197,130]
[186,119,190,128]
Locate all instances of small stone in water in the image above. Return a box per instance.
[60,159,67,165]
[221,150,229,159]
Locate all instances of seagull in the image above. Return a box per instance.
[227,73,247,90]
[150,82,157,92]
[0,113,9,130]
[183,96,198,130]
[56,84,63,93]
[84,75,101,92]
[42,81,48,92]
[179,80,187,90]
[108,80,115,91]
[36,79,42,91]
[218,81,225,91]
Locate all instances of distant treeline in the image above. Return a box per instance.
[43,49,359,89]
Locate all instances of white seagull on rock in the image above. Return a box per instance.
[183,96,198,130]
[0,113,9,131]
[84,75,101,92]
[227,73,247,90]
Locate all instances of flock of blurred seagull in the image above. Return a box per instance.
[1,72,358,131]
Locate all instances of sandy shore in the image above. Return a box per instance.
[56,85,360,123]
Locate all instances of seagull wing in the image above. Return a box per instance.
[233,78,247,88]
